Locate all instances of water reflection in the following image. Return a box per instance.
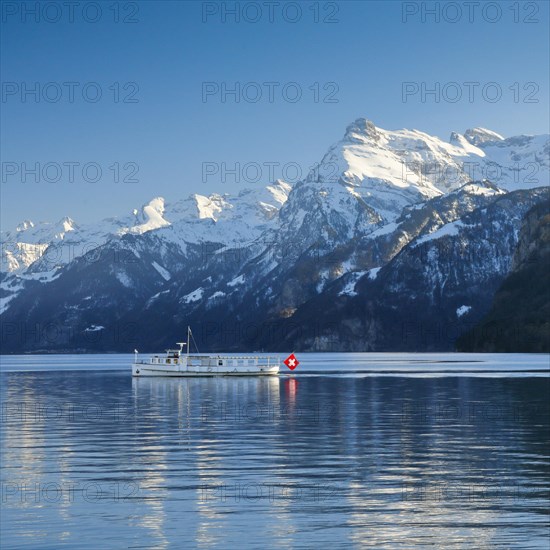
[1,369,549,548]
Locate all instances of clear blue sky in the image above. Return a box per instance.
[1,0,549,228]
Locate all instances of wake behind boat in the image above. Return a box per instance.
[132,327,280,377]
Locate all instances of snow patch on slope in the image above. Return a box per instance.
[84,325,105,332]
[456,305,471,317]
[181,288,203,304]
[368,267,381,280]
[414,220,466,246]
[228,274,245,287]
[152,261,171,281]
[338,271,368,296]
[116,271,133,288]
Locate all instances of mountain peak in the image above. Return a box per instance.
[125,196,170,234]
[449,131,481,152]
[16,220,35,232]
[463,127,504,146]
[449,131,465,144]
[144,196,166,210]
[344,118,381,143]
[57,216,77,232]
[192,192,230,221]
[265,180,292,205]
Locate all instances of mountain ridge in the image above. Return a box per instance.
[1,119,549,352]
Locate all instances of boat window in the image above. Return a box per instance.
[218,360,223,366]
[167,359,171,364]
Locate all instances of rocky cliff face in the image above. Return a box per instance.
[512,201,550,271]
[456,200,550,353]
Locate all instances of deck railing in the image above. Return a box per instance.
[137,355,280,367]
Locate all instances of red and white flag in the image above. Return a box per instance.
[284,353,299,370]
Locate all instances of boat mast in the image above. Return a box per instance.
[187,326,190,357]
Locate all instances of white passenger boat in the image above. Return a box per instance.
[132,327,280,377]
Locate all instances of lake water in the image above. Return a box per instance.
[1,353,549,548]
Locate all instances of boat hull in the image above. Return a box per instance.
[132,363,280,377]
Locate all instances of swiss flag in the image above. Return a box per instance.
[284,353,299,370]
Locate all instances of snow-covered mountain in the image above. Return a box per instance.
[2,181,292,274]
[0,181,291,315]
[1,119,548,352]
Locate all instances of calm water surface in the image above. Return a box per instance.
[1,354,549,549]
